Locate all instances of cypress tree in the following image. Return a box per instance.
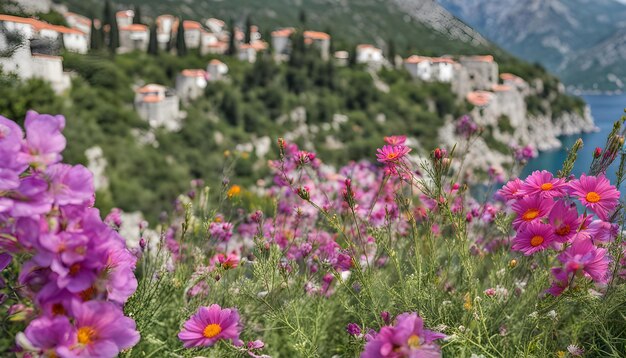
[226,18,236,56]
[133,5,142,24]
[103,0,112,26]
[387,38,396,67]
[109,14,119,53]
[147,23,158,55]
[166,27,174,52]
[299,9,306,26]
[176,19,187,57]
[89,19,99,50]
[244,15,252,44]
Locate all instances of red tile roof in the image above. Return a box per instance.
[183,20,202,30]
[142,95,162,103]
[465,55,494,63]
[466,91,494,107]
[181,69,207,77]
[304,30,330,40]
[120,24,148,32]
[271,28,294,38]
[116,10,134,19]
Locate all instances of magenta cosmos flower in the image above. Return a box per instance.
[22,315,75,356]
[497,178,524,201]
[568,174,620,220]
[376,145,411,165]
[512,221,555,255]
[56,301,139,357]
[547,201,581,243]
[178,304,242,348]
[520,170,567,198]
[510,195,554,229]
[361,312,445,358]
[558,237,610,283]
[384,136,407,146]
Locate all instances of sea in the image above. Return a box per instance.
[521,94,626,187]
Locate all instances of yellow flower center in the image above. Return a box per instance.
[386,152,398,160]
[530,235,544,247]
[77,326,97,345]
[540,183,553,191]
[586,191,601,203]
[555,225,571,236]
[407,334,421,348]
[522,209,540,221]
[203,323,222,339]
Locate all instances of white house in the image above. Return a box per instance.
[304,31,330,60]
[207,59,228,81]
[175,69,208,101]
[205,18,225,35]
[119,24,149,52]
[0,14,88,54]
[183,20,203,49]
[201,41,228,56]
[31,53,71,93]
[134,84,182,131]
[0,14,38,39]
[334,50,349,66]
[356,44,384,67]
[238,41,267,63]
[403,55,432,81]
[156,14,176,49]
[63,12,92,36]
[116,10,135,28]
[431,57,455,82]
[271,27,294,61]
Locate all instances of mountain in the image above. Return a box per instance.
[437,0,626,91]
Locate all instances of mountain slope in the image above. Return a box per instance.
[57,0,504,57]
[437,0,626,90]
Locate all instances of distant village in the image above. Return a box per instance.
[0,0,533,132]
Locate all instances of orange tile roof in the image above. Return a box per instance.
[251,41,268,50]
[492,84,511,92]
[304,30,330,40]
[183,20,202,30]
[0,14,41,27]
[271,28,294,38]
[137,84,165,93]
[500,73,525,84]
[466,91,494,107]
[404,55,430,64]
[0,15,85,35]
[181,69,207,77]
[142,95,162,103]
[206,42,228,48]
[45,24,85,35]
[116,10,134,18]
[250,25,259,32]
[465,55,494,63]
[64,12,91,25]
[431,57,456,64]
[120,24,148,32]
[209,59,225,65]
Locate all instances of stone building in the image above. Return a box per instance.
[304,31,330,60]
[175,69,208,101]
[156,14,176,50]
[356,44,384,68]
[119,24,149,52]
[183,20,203,49]
[134,84,182,131]
[116,10,134,28]
[459,55,498,91]
[207,59,228,81]
[403,55,432,81]
[271,27,294,61]
[63,12,92,36]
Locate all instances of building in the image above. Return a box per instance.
[237,41,267,63]
[334,51,349,66]
[119,24,149,52]
[205,18,225,35]
[175,69,208,101]
[356,44,384,67]
[500,73,529,94]
[466,90,495,108]
[201,41,228,55]
[31,53,71,93]
[431,58,455,82]
[183,20,203,49]
[116,10,135,28]
[304,31,330,60]
[271,27,294,61]
[403,56,433,81]
[63,12,92,36]
[134,84,182,131]
[459,55,498,91]
[156,14,176,50]
[207,59,228,81]
[0,14,88,54]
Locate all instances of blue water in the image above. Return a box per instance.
[521,94,626,185]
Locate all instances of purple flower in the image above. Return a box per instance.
[46,164,94,206]
[0,253,10,288]
[22,315,74,356]
[361,312,445,358]
[347,323,362,336]
[57,301,140,357]
[558,237,610,283]
[178,304,242,348]
[209,222,234,242]
[5,175,53,217]
[18,111,66,168]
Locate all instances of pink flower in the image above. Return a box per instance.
[22,315,74,356]
[512,221,555,255]
[510,195,554,229]
[520,170,567,198]
[497,178,524,201]
[178,304,242,348]
[18,111,66,169]
[558,237,610,283]
[383,135,407,146]
[376,145,411,165]
[547,201,581,243]
[361,312,445,358]
[217,253,240,269]
[568,174,620,220]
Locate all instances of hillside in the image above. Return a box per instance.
[437,0,626,91]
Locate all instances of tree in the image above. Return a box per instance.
[387,39,396,67]
[133,5,142,24]
[244,15,252,44]
[103,0,112,26]
[109,15,119,53]
[226,18,236,56]
[89,19,99,50]
[299,9,307,25]
[147,23,158,55]
[349,44,357,67]
[176,19,187,57]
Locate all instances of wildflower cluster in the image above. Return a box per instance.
[500,170,619,295]
[0,112,139,357]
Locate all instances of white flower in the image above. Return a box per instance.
[547,310,558,320]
